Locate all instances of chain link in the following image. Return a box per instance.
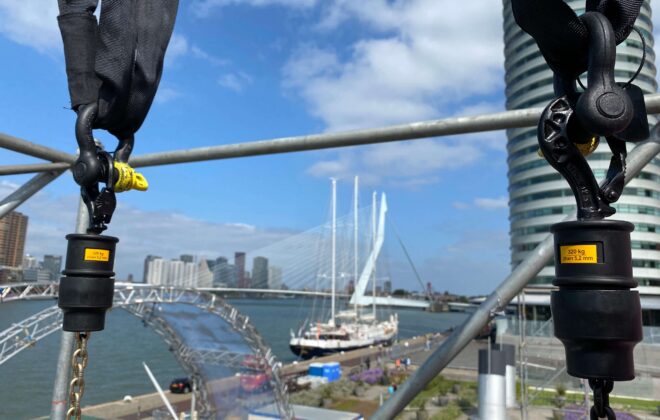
[589,379,616,420]
[66,332,90,420]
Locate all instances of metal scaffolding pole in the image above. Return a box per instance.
[0,162,70,176]
[0,170,66,219]
[127,107,543,167]
[51,198,89,420]
[2,93,660,175]
[371,128,660,420]
[0,132,75,163]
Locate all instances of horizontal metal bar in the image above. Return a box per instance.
[4,93,660,173]
[371,126,660,419]
[0,132,75,164]
[127,92,660,167]
[0,162,71,176]
[0,170,66,219]
[128,107,543,167]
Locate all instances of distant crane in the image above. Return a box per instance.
[388,219,439,310]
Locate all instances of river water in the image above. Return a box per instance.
[0,297,468,419]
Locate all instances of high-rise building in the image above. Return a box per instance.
[345,279,355,295]
[146,258,167,285]
[252,256,269,289]
[235,252,246,288]
[22,266,50,282]
[169,259,185,286]
[143,255,160,283]
[384,280,392,295]
[180,254,194,264]
[196,259,213,288]
[22,254,38,269]
[146,256,199,287]
[268,266,283,290]
[0,211,28,268]
[213,257,237,287]
[42,255,63,281]
[503,0,659,287]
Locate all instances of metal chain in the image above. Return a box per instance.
[66,332,90,420]
[589,379,616,420]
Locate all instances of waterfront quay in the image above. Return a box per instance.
[74,330,660,419]
[74,334,485,419]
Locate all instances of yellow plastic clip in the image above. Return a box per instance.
[537,136,599,159]
[113,162,148,192]
[575,136,600,157]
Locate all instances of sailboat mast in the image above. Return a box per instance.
[372,191,377,321]
[331,178,337,327]
[354,176,359,319]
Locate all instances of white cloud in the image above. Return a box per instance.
[307,153,353,178]
[474,196,508,210]
[0,182,294,281]
[155,86,183,104]
[165,33,190,65]
[0,1,60,52]
[218,72,253,92]
[305,131,503,188]
[0,180,20,190]
[191,45,229,66]
[449,196,509,211]
[191,0,318,17]
[284,0,504,132]
[165,34,230,70]
[282,0,505,187]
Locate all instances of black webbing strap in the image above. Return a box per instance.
[58,0,179,140]
[511,0,643,80]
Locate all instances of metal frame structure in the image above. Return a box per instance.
[2,92,660,419]
[0,283,292,418]
[0,282,58,302]
[0,304,62,365]
[0,282,347,301]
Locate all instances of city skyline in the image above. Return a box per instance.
[143,252,285,290]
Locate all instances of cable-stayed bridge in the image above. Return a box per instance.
[208,190,430,310]
[141,188,431,310]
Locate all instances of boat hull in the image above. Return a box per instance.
[290,336,395,359]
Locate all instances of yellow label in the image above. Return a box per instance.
[84,248,110,262]
[560,244,598,264]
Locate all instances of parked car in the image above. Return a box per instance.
[240,355,270,394]
[169,377,191,394]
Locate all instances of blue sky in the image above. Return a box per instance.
[0,0,526,294]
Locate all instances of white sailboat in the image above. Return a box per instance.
[289,177,398,359]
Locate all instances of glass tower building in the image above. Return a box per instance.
[503,0,660,288]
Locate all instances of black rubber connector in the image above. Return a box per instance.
[58,233,118,332]
[551,220,642,381]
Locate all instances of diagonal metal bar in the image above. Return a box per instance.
[371,126,660,419]
[0,132,75,163]
[0,170,66,219]
[0,162,70,176]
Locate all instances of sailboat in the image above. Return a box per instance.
[289,177,399,359]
